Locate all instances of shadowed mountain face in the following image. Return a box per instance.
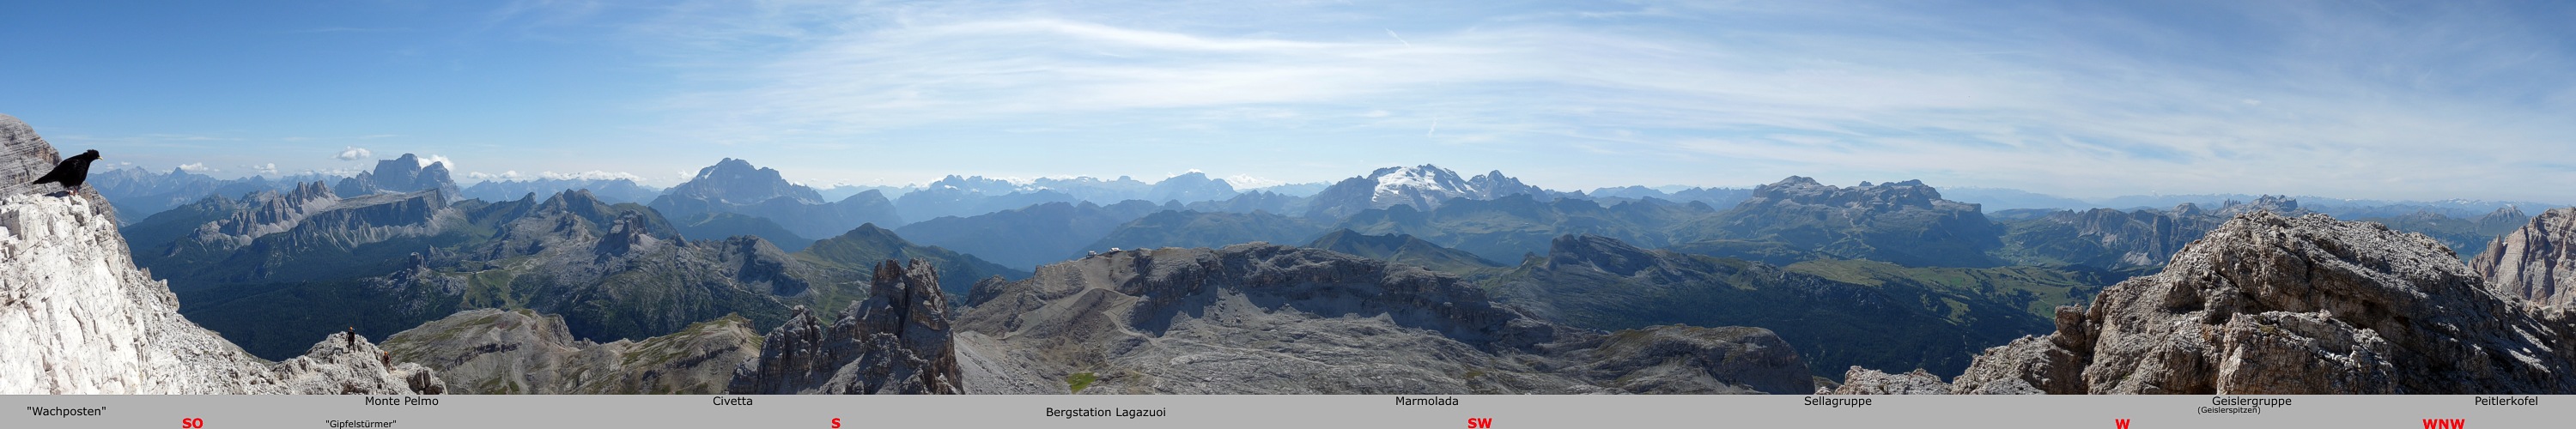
[795,223,1027,295]
[88,166,320,225]
[335,154,460,202]
[892,200,1166,270]
[1078,209,1327,257]
[138,186,1012,360]
[953,244,1812,395]
[649,159,902,240]
[1335,194,1717,263]
[1680,177,2005,269]
[1182,190,1306,214]
[1483,234,2098,378]
[1303,229,1500,275]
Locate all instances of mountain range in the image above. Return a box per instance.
[17,111,2576,395]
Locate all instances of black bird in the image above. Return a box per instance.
[30,149,102,194]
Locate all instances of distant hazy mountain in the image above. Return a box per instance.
[1080,209,1327,256]
[1304,165,1555,219]
[1587,185,1669,200]
[1942,187,2097,211]
[89,167,320,225]
[2360,206,2530,261]
[1303,229,1500,275]
[815,184,917,202]
[892,175,1084,221]
[669,211,813,251]
[1677,178,2004,268]
[1182,190,1306,214]
[1483,234,2099,378]
[887,172,1251,221]
[1144,172,1239,202]
[461,178,660,204]
[1244,182,1329,197]
[1992,205,2227,271]
[893,200,1168,269]
[1030,176,1152,202]
[1666,187,1754,208]
[334,154,459,202]
[647,159,902,240]
[1336,194,1717,263]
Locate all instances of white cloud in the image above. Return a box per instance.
[541,170,645,181]
[1224,174,1285,188]
[616,1,2576,202]
[176,163,215,172]
[244,163,278,175]
[465,171,526,181]
[417,154,454,170]
[336,146,373,160]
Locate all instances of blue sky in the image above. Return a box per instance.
[4,0,2573,202]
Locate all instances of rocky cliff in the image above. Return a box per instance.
[381,309,756,394]
[2471,208,2576,307]
[1951,212,2576,394]
[951,244,1809,395]
[0,189,441,394]
[729,259,964,394]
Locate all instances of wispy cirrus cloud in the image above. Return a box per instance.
[591,0,2576,201]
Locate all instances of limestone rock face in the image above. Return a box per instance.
[951,244,1808,395]
[728,259,964,394]
[0,117,440,395]
[0,193,440,394]
[1823,367,1953,395]
[1957,212,2576,394]
[272,334,447,395]
[1,192,279,394]
[381,309,757,394]
[2471,208,2576,307]
[0,114,112,217]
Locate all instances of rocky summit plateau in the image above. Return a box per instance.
[947,244,1810,395]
